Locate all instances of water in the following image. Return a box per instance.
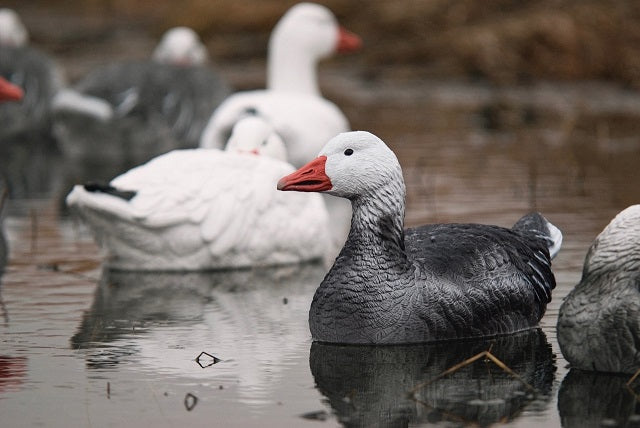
[2,75,640,427]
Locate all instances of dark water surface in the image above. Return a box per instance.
[2,76,640,427]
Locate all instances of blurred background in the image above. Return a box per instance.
[8,0,640,85]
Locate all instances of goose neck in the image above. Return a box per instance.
[267,41,320,95]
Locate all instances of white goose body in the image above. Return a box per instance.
[199,2,361,167]
[67,117,329,271]
[557,205,640,373]
[278,131,562,344]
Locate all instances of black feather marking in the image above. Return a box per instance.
[84,182,136,201]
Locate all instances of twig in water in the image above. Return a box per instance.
[195,351,222,368]
[408,346,536,397]
[627,367,640,387]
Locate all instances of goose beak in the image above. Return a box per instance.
[336,27,362,53]
[0,77,23,102]
[277,155,332,192]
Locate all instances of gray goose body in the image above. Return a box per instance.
[53,61,230,165]
[557,205,640,374]
[0,46,63,141]
[278,131,562,344]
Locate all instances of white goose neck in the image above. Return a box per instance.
[267,36,321,95]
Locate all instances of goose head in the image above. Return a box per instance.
[0,8,28,47]
[152,27,208,66]
[277,131,404,200]
[0,76,23,102]
[267,3,361,94]
[582,205,640,280]
[225,116,287,161]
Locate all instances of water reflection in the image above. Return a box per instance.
[558,369,640,428]
[310,329,555,427]
[72,263,325,402]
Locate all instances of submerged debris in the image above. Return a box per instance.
[184,393,198,411]
[195,351,222,368]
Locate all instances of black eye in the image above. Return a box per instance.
[344,148,353,156]
[261,139,268,146]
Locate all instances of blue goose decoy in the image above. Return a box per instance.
[557,205,640,374]
[52,27,231,166]
[0,9,64,141]
[277,131,562,344]
[0,76,22,274]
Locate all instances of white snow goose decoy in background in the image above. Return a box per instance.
[66,115,329,271]
[0,8,64,142]
[199,2,361,168]
[52,26,231,167]
[557,205,640,374]
[277,131,563,344]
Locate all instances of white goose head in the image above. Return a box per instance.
[0,76,23,102]
[0,8,28,47]
[267,2,361,94]
[225,115,287,161]
[152,27,208,66]
[277,131,404,200]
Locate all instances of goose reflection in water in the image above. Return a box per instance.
[558,369,640,428]
[71,263,325,404]
[310,329,555,427]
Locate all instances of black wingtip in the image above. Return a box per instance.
[83,182,137,201]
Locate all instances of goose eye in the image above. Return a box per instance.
[261,139,268,146]
[344,148,353,156]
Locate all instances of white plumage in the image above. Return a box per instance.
[67,117,330,270]
[199,2,361,167]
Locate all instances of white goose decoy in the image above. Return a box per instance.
[66,116,330,271]
[557,205,640,374]
[278,131,563,344]
[52,26,231,165]
[199,2,361,168]
[0,8,28,47]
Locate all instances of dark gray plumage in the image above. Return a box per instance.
[278,131,562,344]
[0,45,63,141]
[52,61,231,166]
[557,205,640,374]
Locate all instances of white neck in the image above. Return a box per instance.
[267,38,321,95]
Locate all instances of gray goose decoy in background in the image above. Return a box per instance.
[557,205,640,374]
[0,8,64,141]
[278,131,562,344]
[52,27,231,166]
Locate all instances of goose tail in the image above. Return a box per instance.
[512,212,563,260]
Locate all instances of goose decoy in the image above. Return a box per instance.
[277,131,562,344]
[199,2,361,168]
[66,116,329,271]
[52,26,231,166]
[557,205,640,373]
[0,75,23,102]
[0,8,64,141]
